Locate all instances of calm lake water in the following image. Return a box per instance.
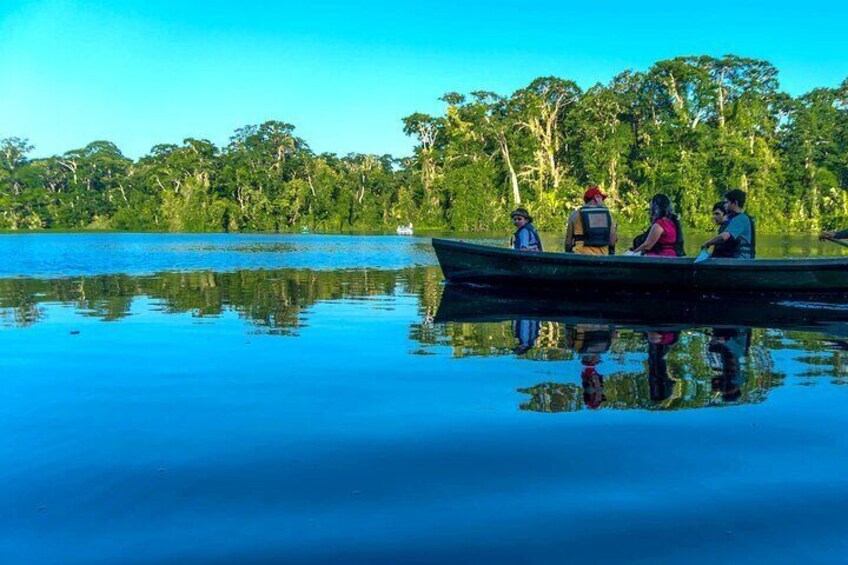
[3,233,848,563]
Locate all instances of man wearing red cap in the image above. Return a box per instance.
[565,186,617,255]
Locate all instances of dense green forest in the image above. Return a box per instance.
[1,55,846,233]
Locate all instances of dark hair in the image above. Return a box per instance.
[725,189,747,208]
[712,201,726,213]
[647,193,685,256]
[650,194,673,220]
[510,208,533,222]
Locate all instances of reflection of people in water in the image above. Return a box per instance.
[580,353,606,409]
[516,324,615,412]
[569,325,615,409]
[512,319,540,354]
[646,331,680,402]
[709,328,751,401]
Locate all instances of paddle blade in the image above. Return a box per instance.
[694,249,710,263]
[826,237,848,249]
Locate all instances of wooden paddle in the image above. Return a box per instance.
[825,238,848,249]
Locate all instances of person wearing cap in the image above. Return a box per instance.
[510,208,543,252]
[565,186,617,255]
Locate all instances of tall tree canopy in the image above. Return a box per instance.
[1,56,846,233]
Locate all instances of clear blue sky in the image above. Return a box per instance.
[1,0,847,159]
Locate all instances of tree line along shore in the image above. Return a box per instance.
[1,55,846,234]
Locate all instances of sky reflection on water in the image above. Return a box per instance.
[3,235,848,563]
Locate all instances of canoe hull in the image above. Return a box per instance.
[432,238,848,293]
[435,284,848,334]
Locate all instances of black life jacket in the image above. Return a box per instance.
[711,219,734,258]
[723,213,756,259]
[513,223,543,252]
[574,206,612,247]
[652,215,686,257]
[745,215,756,259]
[631,230,648,250]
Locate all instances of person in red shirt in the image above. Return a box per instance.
[631,194,685,257]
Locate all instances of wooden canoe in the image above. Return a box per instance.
[432,238,848,293]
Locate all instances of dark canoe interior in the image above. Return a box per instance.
[435,284,848,335]
[432,238,848,293]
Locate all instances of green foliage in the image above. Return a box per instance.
[1,56,847,233]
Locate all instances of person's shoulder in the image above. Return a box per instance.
[734,213,752,226]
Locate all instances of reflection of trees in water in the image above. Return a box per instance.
[766,331,848,384]
[0,301,44,327]
[518,382,584,413]
[0,268,839,405]
[0,266,446,335]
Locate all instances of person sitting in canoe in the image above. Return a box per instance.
[564,186,617,255]
[710,201,735,258]
[510,208,543,252]
[700,189,756,259]
[629,194,685,257]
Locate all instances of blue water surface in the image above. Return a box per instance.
[2,234,848,564]
[0,233,437,277]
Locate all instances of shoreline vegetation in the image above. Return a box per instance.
[1,55,846,235]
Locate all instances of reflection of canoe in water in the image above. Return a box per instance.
[432,238,848,293]
[435,284,848,333]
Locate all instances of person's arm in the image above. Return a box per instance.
[703,216,740,249]
[609,220,618,254]
[701,231,731,249]
[517,228,531,251]
[564,216,575,252]
[633,223,664,254]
